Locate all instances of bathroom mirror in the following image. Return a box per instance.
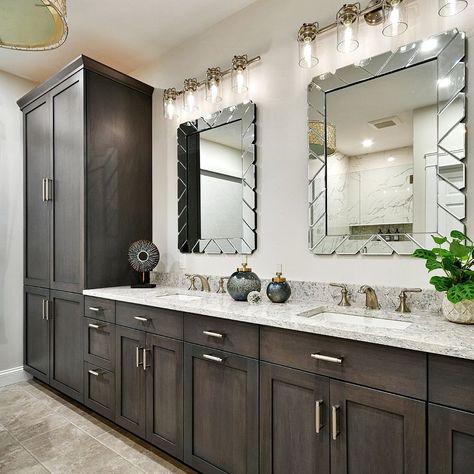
[177,101,256,254]
[308,29,466,255]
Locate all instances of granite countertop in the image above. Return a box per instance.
[83,286,474,361]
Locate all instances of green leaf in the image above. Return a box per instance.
[413,249,436,260]
[430,276,454,292]
[425,259,443,272]
[432,235,447,245]
[447,281,474,304]
[432,248,451,257]
[450,230,470,242]
[449,240,472,259]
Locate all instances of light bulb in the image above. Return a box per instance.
[164,99,176,120]
[382,0,408,37]
[438,0,468,16]
[303,41,313,68]
[210,83,218,102]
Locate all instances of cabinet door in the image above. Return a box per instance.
[115,326,146,437]
[184,343,258,474]
[50,73,85,293]
[429,404,474,474]
[24,98,51,288]
[330,380,426,474]
[24,286,50,383]
[260,362,330,474]
[145,333,183,459]
[49,290,84,402]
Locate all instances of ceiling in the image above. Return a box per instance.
[327,61,438,156]
[0,0,257,83]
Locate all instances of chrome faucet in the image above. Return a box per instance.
[330,283,351,307]
[358,285,381,310]
[185,274,210,292]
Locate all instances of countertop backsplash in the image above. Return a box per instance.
[151,272,442,314]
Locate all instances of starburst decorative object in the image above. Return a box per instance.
[128,240,160,288]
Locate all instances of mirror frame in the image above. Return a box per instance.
[308,29,466,256]
[177,101,257,254]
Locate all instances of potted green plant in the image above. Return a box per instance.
[413,230,474,324]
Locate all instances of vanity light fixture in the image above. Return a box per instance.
[298,22,319,68]
[183,78,199,112]
[163,88,179,120]
[438,0,468,16]
[297,0,468,66]
[382,0,408,37]
[337,3,361,53]
[232,55,249,93]
[205,67,223,103]
[162,54,261,120]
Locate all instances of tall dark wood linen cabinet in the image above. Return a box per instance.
[18,56,153,402]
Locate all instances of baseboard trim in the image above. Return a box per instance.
[0,366,32,387]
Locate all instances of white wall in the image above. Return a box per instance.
[132,0,474,288]
[0,70,35,372]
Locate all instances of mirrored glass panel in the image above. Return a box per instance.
[177,102,256,254]
[307,29,466,255]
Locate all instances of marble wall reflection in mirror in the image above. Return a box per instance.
[308,29,466,256]
[177,102,256,254]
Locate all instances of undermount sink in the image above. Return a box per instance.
[155,293,203,302]
[300,309,412,330]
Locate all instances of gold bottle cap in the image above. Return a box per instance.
[237,262,252,272]
[272,271,286,283]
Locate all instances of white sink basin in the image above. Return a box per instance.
[155,293,203,302]
[301,310,412,330]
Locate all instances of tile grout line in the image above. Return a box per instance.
[5,425,53,473]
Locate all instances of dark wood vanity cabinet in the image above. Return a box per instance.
[183,343,259,474]
[19,56,153,399]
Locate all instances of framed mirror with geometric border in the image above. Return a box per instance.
[177,101,256,254]
[308,29,466,256]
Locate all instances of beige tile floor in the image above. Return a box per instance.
[0,379,196,473]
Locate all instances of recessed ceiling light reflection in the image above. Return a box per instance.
[421,38,438,52]
[362,139,374,148]
[387,156,396,162]
[438,77,452,88]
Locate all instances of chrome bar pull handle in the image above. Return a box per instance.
[88,306,101,312]
[134,316,150,322]
[88,369,103,377]
[311,353,343,365]
[88,323,103,330]
[45,178,53,201]
[42,299,46,320]
[315,400,324,434]
[332,405,340,441]
[143,348,151,371]
[202,354,223,363]
[136,347,143,367]
[203,330,224,339]
[42,178,47,202]
[44,300,50,321]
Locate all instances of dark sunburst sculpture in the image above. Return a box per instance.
[128,240,160,288]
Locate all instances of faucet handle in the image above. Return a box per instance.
[396,288,422,313]
[217,277,229,294]
[330,283,351,307]
[185,274,197,291]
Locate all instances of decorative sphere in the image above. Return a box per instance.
[266,281,291,303]
[227,269,261,301]
[247,291,262,305]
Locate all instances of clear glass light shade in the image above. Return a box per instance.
[205,79,222,103]
[438,0,468,16]
[231,68,249,94]
[337,8,360,53]
[183,89,198,112]
[163,97,178,120]
[299,38,319,68]
[382,0,408,37]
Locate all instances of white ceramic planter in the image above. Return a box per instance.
[442,296,474,324]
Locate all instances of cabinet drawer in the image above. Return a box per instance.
[84,297,115,323]
[84,318,115,371]
[260,326,426,399]
[116,302,183,339]
[184,313,259,358]
[429,355,474,412]
[84,362,115,421]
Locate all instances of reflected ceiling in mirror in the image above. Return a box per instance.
[308,29,466,256]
